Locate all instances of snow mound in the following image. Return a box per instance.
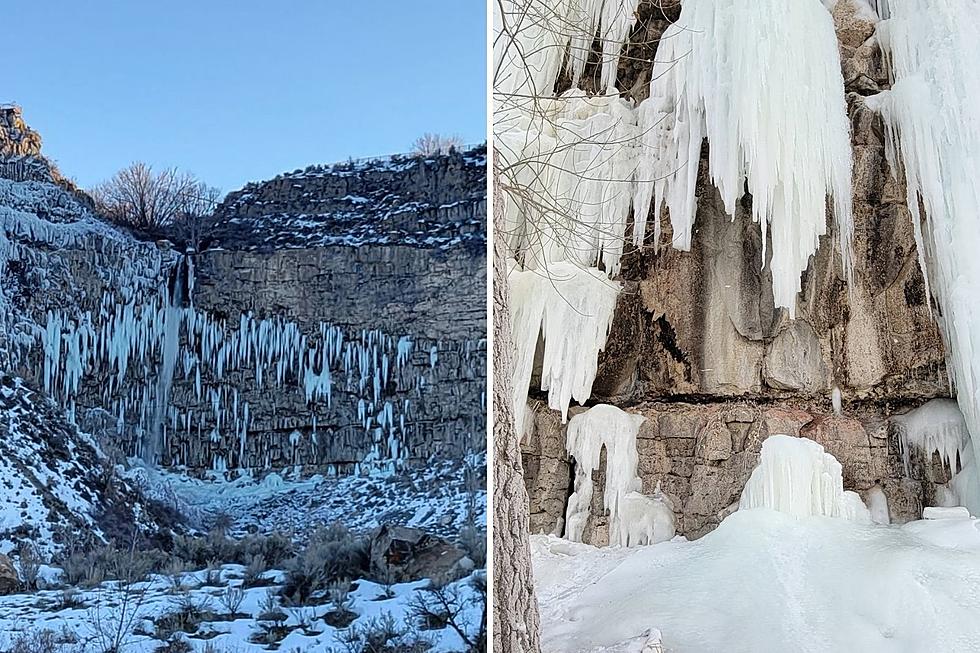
[533,508,980,652]
[740,434,870,521]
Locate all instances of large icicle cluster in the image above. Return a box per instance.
[740,435,870,521]
[496,0,855,422]
[509,263,619,431]
[564,404,675,547]
[640,0,854,315]
[39,285,455,471]
[866,0,980,512]
[495,0,646,422]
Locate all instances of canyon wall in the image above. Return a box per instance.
[0,106,486,476]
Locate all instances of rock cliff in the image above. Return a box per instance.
[520,0,957,541]
[0,110,486,478]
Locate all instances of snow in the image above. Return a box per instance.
[739,434,871,521]
[127,453,487,540]
[533,508,980,652]
[639,0,853,316]
[0,565,485,653]
[867,0,980,514]
[509,263,619,427]
[564,405,675,547]
[533,435,980,652]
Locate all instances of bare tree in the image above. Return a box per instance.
[491,2,678,651]
[492,158,542,653]
[91,162,220,240]
[412,133,464,156]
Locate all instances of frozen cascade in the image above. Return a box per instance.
[564,404,675,547]
[496,0,856,424]
[639,0,854,316]
[144,258,189,464]
[891,398,969,477]
[867,0,980,513]
[509,263,619,431]
[740,434,871,521]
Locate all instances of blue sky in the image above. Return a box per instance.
[5,2,486,192]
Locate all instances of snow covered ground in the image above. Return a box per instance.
[0,564,484,652]
[131,453,486,541]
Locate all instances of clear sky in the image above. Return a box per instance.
[5,2,487,192]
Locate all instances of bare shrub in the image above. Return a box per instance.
[220,585,245,616]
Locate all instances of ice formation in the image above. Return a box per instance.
[509,263,619,430]
[564,404,675,547]
[2,191,464,472]
[639,0,854,315]
[493,0,640,100]
[891,398,969,477]
[740,434,871,521]
[867,0,980,512]
[867,485,890,524]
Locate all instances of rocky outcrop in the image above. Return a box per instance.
[521,0,954,541]
[0,106,42,158]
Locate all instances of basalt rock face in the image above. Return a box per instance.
[521,0,954,541]
[0,112,486,477]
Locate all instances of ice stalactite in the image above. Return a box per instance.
[639,0,854,316]
[564,404,675,547]
[740,435,871,521]
[891,399,969,478]
[867,0,980,513]
[509,263,619,432]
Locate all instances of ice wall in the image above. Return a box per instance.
[565,404,675,547]
[740,434,871,521]
[868,0,980,512]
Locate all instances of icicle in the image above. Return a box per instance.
[638,0,854,316]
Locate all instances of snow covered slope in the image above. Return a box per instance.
[0,373,167,556]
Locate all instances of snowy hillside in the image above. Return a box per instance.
[0,373,169,557]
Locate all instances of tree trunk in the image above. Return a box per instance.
[492,155,543,653]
